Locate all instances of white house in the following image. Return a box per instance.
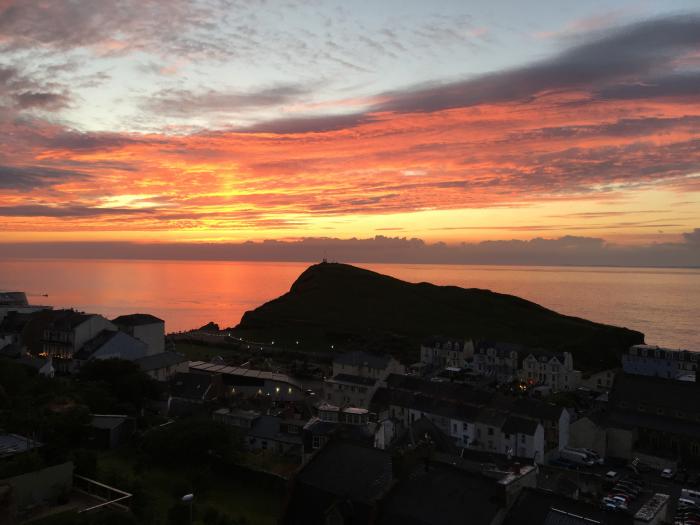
[623,344,698,380]
[519,350,581,392]
[473,341,522,383]
[420,337,474,369]
[41,310,116,368]
[324,351,405,408]
[112,314,165,356]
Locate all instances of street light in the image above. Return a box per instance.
[182,493,194,524]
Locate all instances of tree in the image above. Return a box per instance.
[77,359,160,414]
[142,419,241,467]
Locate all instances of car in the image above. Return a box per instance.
[662,468,675,479]
[602,497,626,510]
[609,497,629,509]
[615,486,639,496]
[610,494,632,503]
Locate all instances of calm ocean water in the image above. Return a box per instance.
[1,259,698,350]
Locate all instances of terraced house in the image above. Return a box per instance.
[519,350,581,392]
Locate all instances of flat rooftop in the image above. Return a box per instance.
[0,433,43,458]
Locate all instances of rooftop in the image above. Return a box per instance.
[378,461,504,525]
[248,415,303,445]
[328,373,377,386]
[75,329,147,360]
[609,373,700,418]
[112,313,164,326]
[333,350,392,370]
[135,351,187,371]
[189,360,303,390]
[0,292,28,307]
[297,440,393,502]
[170,372,215,400]
[0,433,43,458]
[90,414,130,430]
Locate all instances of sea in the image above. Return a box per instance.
[1,258,698,351]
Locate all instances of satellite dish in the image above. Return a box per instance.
[181,494,194,503]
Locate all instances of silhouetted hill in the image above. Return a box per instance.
[234,262,644,370]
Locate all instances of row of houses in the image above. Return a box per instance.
[571,370,700,465]
[420,337,582,392]
[0,299,188,380]
[622,343,698,380]
[372,374,570,463]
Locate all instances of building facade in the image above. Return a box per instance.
[324,351,405,408]
[623,344,698,380]
[112,314,165,355]
[473,341,522,383]
[519,351,581,392]
[40,311,116,370]
[420,337,474,369]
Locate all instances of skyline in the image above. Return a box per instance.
[1,1,700,260]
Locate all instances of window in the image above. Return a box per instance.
[312,435,321,449]
[521,435,526,444]
[487,428,494,436]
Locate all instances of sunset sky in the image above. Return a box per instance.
[1,0,699,261]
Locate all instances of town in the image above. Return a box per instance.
[0,290,699,525]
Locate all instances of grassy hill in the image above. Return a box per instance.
[233,262,643,370]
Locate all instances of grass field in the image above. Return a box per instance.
[171,341,241,362]
[96,449,284,525]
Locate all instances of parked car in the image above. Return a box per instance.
[615,485,639,497]
[662,468,675,479]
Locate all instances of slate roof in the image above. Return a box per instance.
[48,310,96,330]
[90,414,129,430]
[502,415,540,436]
[112,313,164,326]
[0,292,28,306]
[384,374,493,405]
[0,433,42,458]
[170,372,214,400]
[377,462,504,525]
[491,395,566,423]
[609,373,700,418]
[248,415,303,445]
[393,417,458,455]
[189,361,303,390]
[333,351,391,370]
[75,330,147,361]
[328,373,377,386]
[136,351,187,372]
[297,440,393,503]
